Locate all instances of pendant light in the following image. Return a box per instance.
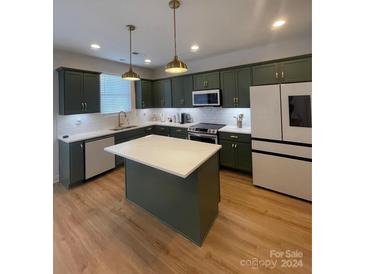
[122,25,140,81]
[165,0,188,73]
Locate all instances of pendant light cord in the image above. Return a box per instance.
[173,4,177,58]
[129,28,132,70]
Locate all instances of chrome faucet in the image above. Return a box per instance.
[118,111,127,128]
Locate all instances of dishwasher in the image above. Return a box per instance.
[85,136,115,179]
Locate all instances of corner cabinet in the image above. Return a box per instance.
[220,67,251,108]
[193,72,220,90]
[153,79,172,108]
[59,140,85,188]
[135,80,153,109]
[252,57,312,86]
[57,67,101,115]
[219,132,252,173]
[172,75,193,108]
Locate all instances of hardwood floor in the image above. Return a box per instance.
[54,167,311,274]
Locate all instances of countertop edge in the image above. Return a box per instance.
[58,122,195,143]
[104,144,221,179]
[218,126,251,134]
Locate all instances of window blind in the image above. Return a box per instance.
[100,74,132,113]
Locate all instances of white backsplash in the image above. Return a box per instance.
[57,108,251,136]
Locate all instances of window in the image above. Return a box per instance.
[100,73,132,113]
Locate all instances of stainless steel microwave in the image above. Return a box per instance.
[192,89,221,107]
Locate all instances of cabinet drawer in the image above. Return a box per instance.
[144,126,154,134]
[154,126,170,135]
[169,127,187,135]
[219,132,251,143]
[115,128,145,141]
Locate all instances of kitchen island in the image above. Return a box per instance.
[104,135,221,246]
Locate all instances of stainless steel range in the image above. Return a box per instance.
[188,123,225,144]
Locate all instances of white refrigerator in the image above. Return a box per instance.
[250,82,312,201]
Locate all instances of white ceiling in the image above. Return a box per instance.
[54,0,312,68]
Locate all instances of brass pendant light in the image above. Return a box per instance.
[165,0,188,74]
[122,25,140,81]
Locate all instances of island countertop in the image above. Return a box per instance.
[104,135,222,178]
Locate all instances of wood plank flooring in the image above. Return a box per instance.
[54,167,311,274]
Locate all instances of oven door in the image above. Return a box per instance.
[188,132,218,144]
[192,90,220,106]
[281,82,312,144]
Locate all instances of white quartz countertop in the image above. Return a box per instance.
[104,135,222,178]
[58,121,196,143]
[219,126,251,134]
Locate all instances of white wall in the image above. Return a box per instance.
[152,35,312,78]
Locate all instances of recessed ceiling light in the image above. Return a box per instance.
[190,44,199,52]
[144,59,151,64]
[272,20,286,28]
[90,44,100,49]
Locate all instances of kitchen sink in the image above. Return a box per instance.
[110,125,138,131]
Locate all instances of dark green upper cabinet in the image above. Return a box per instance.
[135,80,153,109]
[252,57,312,86]
[220,67,251,108]
[193,72,220,90]
[220,70,236,108]
[83,73,100,113]
[281,58,312,83]
[153,79,172,108]
[57,67,101,115]
[236,67,251,108]
[252,63,280,86]
[63,71,84,114]
[172,75,193,108]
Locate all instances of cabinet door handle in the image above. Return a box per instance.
[235,144,237,148]
[281,71,284,79]
[81,103,84,111]
[275,72,279,79]
[230,135,238,139]
[231,144,234,148]
[176,129,182,132]
[85,102,87,111]
[236,97,239,104]
[80,143,83,148]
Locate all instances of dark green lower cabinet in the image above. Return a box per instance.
[169,127,187,139]
[144,126,154,135]
[170,133,187,139]
[219,141,236,167]
[236,142,252,172]
[59,140,85,188]
[153,126,170,136]
[219,133,252,173]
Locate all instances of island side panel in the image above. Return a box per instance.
[124,159,202,244]
[197,153,220,243]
